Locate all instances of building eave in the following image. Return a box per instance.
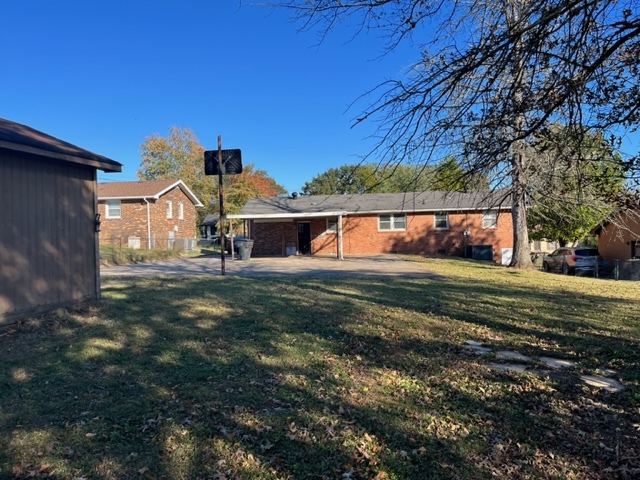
[98,180,204,206]
[0,139,122,172]
[228,211,349,220]
[155,180,204,207]
[230,205,510,220]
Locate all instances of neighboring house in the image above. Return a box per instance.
[228,190,513,263]
[591,208,640,260]
[0,117,121,323]
[97,179,203,249]
[200,213,220,239]
[530,239,559,254]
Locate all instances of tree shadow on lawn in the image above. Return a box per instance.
[299,275,640,378]
[0,275,638,479]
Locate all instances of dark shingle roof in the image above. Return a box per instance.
[200,214,219,226]
[98,179,203,206]
[231,190,511,219]
[0,117,121,172]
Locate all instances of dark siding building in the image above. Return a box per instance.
[0,118,121,323]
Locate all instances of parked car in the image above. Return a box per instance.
[542,247,608,275]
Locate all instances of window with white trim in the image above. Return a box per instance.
[166,200,173,219]
[482,210,497,228]
[178,202,184,220]
[105,200,121,219]
[379,214,406,231]
[326,217,338,233]
[434,212,449,229]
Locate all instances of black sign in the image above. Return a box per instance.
[204,149,243,175]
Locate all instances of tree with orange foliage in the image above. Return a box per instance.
[224,164,286,216]
[138,126,285,224]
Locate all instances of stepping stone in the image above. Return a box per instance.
[527,369,552,377]
[580,375,624,392]
[464,340,484,347]
[465,345,492,354]
[496,350,531,362]
[539,357,577,369]
[489,363,528,373]
[595,368,617,377]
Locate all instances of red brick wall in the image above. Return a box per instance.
[98,187,198,248]
[249,210,513,262]
[251,221,298,256]
[597,211,640,260]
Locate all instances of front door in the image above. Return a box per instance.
[297,222,311,255]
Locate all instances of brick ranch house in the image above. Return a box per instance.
[97,179,202,249]
[229,190,514,264]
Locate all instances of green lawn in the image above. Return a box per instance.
[1,257,639,479]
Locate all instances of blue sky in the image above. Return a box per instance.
[2,1,415,194]
[3,1,637,195]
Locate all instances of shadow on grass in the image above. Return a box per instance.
[1,274,639,479]
[301,275,640,376]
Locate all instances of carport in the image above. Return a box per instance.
[229,210,347,260]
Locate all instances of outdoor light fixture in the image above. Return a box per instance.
[95,213,102,232]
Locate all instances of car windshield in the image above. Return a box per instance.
[575,249,598,256]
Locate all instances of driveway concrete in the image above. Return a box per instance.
[100,254,441,278]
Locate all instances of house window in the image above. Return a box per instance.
[482,210,497,228]
[434,212,449,229]
[178,202,184,220]
[379,214,406,231]
[105,200,121,219]
[326,217,338,233]
[166,200,173,219]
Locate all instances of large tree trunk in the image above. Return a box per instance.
[506,0,534,270]
[510,175,534,268]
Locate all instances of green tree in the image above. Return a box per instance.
[301,163,381,195]
[301,162,436,194]
[375,163,435,192]
[527,127,626,246]
[301,159,485,194]
[430,157,490,191]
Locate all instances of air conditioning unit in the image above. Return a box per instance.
[465,244,493,261]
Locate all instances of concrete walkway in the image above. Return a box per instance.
[100,254,443,279]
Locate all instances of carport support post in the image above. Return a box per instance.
[337,214,344,260]
[217,135,226,276]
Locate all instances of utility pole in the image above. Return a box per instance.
[217,135,225,276]
[204,141,242,276]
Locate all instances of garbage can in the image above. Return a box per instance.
[235,239,254,260]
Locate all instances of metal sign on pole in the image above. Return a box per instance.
[204,141,243,276]
[204,149,243,175]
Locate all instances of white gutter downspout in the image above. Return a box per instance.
[143,198,151,249]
